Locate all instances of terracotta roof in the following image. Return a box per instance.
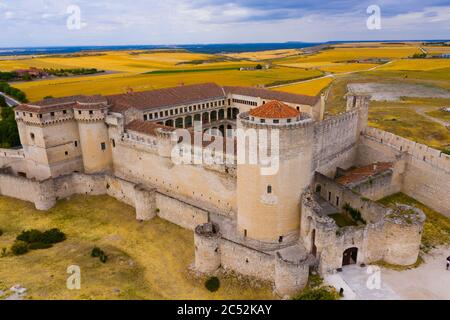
[335,162,393,185]
[108,83,226,113]
[249,100,300,119]
[125,120,175,136]
[223,86,319,106]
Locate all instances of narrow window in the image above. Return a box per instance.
[78,110,82,115]
[244,229,247,237]
[65,151,68,156]
[30,133,35,140]
[144,114,148,121]
[336,196,340,207]
[101,142,106,150]
[328,192,331,201]
[111,139,116,148]
[279,236,283,243]
[74,140,78,147]
[273,119,279,124]
[89,110,93,115]
[50,112,55,117]
[63,110,67,114]
[267,185,272,194]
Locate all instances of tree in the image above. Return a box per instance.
[255,64,263,70]
[0,106,20,148]
[0,95,7,108]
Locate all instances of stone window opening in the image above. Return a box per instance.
[328,192,331,201]
[278,236,283,243]
[65,151,68,156]
[244,229,247,238]
[89,110,93,115]
[74,140,78,147]
[111,139,115,148]
[267,185,272,194]
[336,196,340,207]
[50,112,55,117]
[101,142,106,151]
[30,133,35,140]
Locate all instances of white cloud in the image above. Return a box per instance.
[0,0,447,47]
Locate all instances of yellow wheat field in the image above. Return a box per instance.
[16,67,323,102]
[273,76,333,96]
[377,59,450,71]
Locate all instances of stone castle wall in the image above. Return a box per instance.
[300,190,424,274]
[312,109,360,177]
[361,127,450,217]
[194,222,311,297]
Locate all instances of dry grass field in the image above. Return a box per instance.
[0,195,275,300]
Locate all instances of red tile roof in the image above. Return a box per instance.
[249,100,300,119]
[108,83,226,112]
[223,86,319,106]
[336,162,393,185]
[125,120,175,136]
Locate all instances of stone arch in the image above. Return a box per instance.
[232,108,239,119]
[185,115,193,128]
[227,108,232,119]
[210,110,217,122]
[175,117,184,128]
[202,112,209,124]
[342,247,358,266]
[218,109,225,120]
[165,119,174,127]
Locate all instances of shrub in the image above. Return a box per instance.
[41,228,66,244]
[17,229,43,243]
[1,247,7,257]
[91,247,103,257]
[11,241,29,255]
[28,242,53,250]
[17,228,66,245]
[294,286,340,300]
[99,253,108,263]
[0,229,3,236]
[91,247,108,263]
[205,277,220,292]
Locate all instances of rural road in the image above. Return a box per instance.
[0,92,20,107]
[415,106,449,127]
[268,60,395,89]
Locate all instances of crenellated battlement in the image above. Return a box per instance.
[364,127,450,173]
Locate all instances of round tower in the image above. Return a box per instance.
[194,223,221,273]
[74,101,112,174]
[236,101,315,245]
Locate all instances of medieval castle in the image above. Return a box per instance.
[1,82,449,297]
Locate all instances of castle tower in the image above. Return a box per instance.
[74,102,112,174]
[236,101,315,245]
[345,90,371,135]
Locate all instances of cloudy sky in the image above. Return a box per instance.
[0,0,449,47]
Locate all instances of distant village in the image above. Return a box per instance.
[0,67,104,82]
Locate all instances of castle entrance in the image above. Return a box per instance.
[342,247,358,266]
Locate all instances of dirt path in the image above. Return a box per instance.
[415,106,449,127]
[268,60,394,89]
